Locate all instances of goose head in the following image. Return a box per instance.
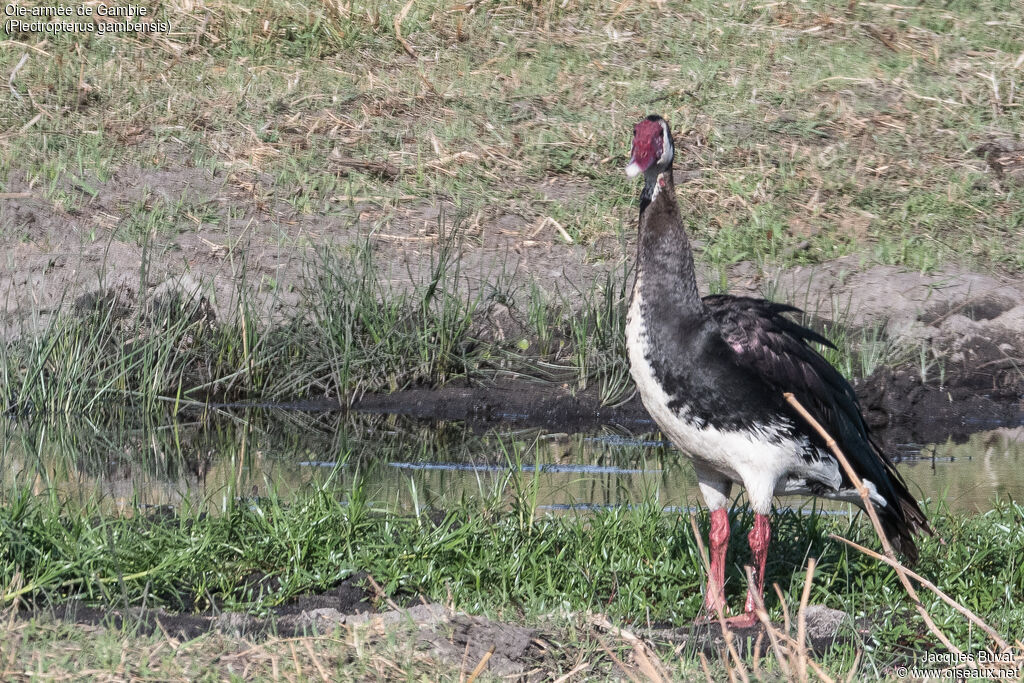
[626,114,674,179]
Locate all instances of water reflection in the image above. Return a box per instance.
[0,412,1021,514]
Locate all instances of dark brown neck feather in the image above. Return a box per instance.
[636,171,707,319]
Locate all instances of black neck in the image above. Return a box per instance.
[639,178,656,215]
[635,169,706,319]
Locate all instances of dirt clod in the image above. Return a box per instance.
[422,614,545,678]
[650,604,852,657]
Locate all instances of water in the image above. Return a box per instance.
[1,411,1022,515]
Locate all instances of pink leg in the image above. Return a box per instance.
[703,508,730,614]
[743,513,771,615]
[722,513,771,628]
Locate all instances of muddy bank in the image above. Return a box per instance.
[353,383,652,431]
[48,572,394,641]
[352,361,1023,449]
[4,157,1023,445]
[860,369,1023,447]
[352,253,1024,446]
[27,575,852,679]
[35,575,552,678]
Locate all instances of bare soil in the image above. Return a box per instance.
[4,158,1023,443]
[26,574,555,678]
[0,163,621,338]
[23,573,851,679]
[7,157,1024,344]
[649,604,854,658]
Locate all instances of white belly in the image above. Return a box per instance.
[625,285,839,510]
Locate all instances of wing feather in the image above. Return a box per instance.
[702,294,931,562]
[703,294,862,443]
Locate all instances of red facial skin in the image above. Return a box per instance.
[629,119,665,174]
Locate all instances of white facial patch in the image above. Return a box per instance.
[657,120,673,167]
[625,161,642,178]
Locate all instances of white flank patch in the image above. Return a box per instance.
[625,284,854,513]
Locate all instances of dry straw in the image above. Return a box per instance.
[783,392,1017,672]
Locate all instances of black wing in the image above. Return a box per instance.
[702,295,860,441]
[703,294,931,562]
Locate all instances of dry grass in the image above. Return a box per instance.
[1,0,1021,274]
[0,620,459,681]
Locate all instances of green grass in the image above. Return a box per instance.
[2,233,644,414]
[0,226,937,416]
[2,229,922,417]
[1,238,477,414]
[1,0,1019,415]
[0,465,1021,677]
[2,0,1022,274]
[1,408,1021,677]
[2,2,1022,677]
